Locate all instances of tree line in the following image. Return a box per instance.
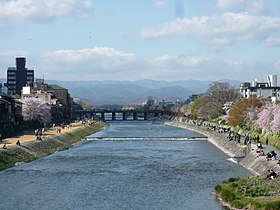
[174,82,280,136]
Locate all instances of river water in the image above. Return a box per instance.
[0,122,251,210]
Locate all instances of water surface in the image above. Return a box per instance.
[0,122,251,210]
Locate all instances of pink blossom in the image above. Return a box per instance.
[256,103,276,130]
[271,105,280,133]
[22,97,52,126]
[244,106,260,123]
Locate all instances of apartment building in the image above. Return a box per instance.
[6,57,34,95]
[240,75,280,102]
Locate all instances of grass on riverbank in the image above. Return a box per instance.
[214,176,280,210]
[0,122,106,171]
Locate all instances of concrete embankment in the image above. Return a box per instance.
[239,149,280,176]
[164,120,280,176]
[165,121,248,158]
[0,122,106,171]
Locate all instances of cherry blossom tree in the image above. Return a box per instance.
[21,97,52,126]
[218,101,234,123]
[255,103,276,130]
[245,106,260,123]
[270,105,280,133]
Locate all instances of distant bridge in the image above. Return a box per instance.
[75,109,172,121]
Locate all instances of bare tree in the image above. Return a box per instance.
[146,96,155,107]
[202,82,241,119]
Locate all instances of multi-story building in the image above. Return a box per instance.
[240,75,280,102]
[0,92,22,131]
[47,84,73,121]
[47,84,70,107]
[6,57,34,95]
[21,81,73,123]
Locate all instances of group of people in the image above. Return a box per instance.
[1,140,21,149]
[266,150,277,161]
[188,120,280,177]
[227,132,242,143]
[258,149,277,159]
[35,128,44,140]
[266,169,277,179]
[54,123,72,133]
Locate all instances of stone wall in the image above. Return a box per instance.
[164,120,280,176]
[0,123,106,171]
[239,150,280,176]
[165,121,248,158]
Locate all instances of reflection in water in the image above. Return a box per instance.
[0,122,251,210]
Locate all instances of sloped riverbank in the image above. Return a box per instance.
[164,119,280,209]
[0,122,106,171]
[164,120,280,176]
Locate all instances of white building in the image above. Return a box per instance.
[240,74,280,102]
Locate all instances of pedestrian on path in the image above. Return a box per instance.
[2,144,7,149]
[266,137,269,146]
[16,140,21,146]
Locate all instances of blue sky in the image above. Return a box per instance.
[1,0,280,82]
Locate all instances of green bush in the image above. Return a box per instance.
[220,187,237,202]
[214,184,222,193]
[261,201,280,210]
[231,199,246,209]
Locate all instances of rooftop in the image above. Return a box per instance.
[48,84,67,90]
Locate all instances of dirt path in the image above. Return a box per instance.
[0,123,82,150]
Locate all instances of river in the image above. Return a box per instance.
[0,121,251,210]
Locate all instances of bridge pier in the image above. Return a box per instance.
[76,109,171,121]
[112,112,116,120]
[101,112,105,120]
[144,112,148,120]
[133,112,137,120]
[122,112,127,120]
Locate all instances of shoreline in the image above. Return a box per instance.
[163,120,280,176]
[0,122,107,171]
[163,119,280,209]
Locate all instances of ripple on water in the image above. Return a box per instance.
[0,123,250,210]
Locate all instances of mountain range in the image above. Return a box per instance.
[0,78,242,105]
[45,79,242,105]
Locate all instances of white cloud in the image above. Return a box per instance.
[39,47,137,79]
[152,55,208,67]
[0,0,92,27]
[42,47,136,68]
[264,37,280,47]
[216,0,267,15]
[0,48,278,82]
[217,0,244,12]
[140,13,280,48]
[153,0,168,9]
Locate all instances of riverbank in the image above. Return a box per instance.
[0,122,107,171]
[164,118,280,209]
[164,119,280,176]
